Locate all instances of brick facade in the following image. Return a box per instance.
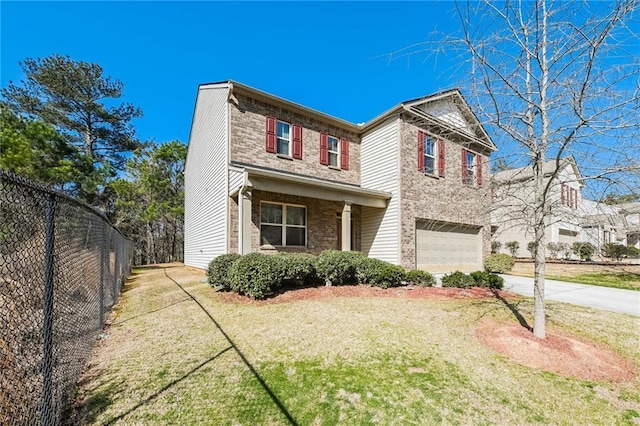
[229,94,361,185]
[398,119,492,268]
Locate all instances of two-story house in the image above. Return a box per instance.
[184,81,496,272]
[491,157,584,257]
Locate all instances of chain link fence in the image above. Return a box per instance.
[0,170,134,425]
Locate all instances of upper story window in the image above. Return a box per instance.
[560,183,578,209]
[417,132,445,177]
[327,136,339,167]
[276,121,290,155]
[266,116,302,159]
[320,133,349,170]
[260,202,307,247]
[462,149,483,186]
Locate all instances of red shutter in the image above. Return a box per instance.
[340,138,349,170]
[266,116,276,153]
[561,183,566,205]
[292,124,302,159]
[461,149,467,183]
[319,133,329,165]
[437,139,445,177]
[417,132,425,171]
[572,188,577,209]
[477,155,483,186]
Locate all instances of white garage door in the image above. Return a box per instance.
[416,221,482,273]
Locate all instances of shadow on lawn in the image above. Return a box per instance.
[163,269,299,425]
[491,289,533,331]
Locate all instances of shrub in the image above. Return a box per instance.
[627,246,639,258]
[558,242,572,260]
[505,241,520,257]
[441,271,475,288]
[470,271,504,289]
[315,250,367,285]
[571,242,596,261]
[491,241,502,254]
[527,241,537,258]
[227,252,286,298]
[602,243,627,261]
[356,257,406,289]
[405,269,436,287]
[484,253,515,273]
[207,253,241,291]
[547,242,561,259]
[279,253,317,287]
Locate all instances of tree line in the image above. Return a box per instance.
[1,54,186,265]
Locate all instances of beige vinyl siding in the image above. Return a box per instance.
[184,84,230,269]
[360,118,399,264]
[418,99,474,136]
[228,167,244,195]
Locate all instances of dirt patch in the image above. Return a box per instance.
[476,321,636,382]
[215,285,507,305]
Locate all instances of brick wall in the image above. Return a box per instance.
[398,119,492,268]
[230,93,361,185]
[229,190,361,255]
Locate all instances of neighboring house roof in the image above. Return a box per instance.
[199,80,496,151]
[493,156,583,185]
[616,202,640,214]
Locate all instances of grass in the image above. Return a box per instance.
[70,265,640,425]
[510,261,640,291]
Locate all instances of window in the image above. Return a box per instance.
[417,132,444,177]
[560,183,578,209]
[424,137,436,175]
[465,151,476,184]
[260,202,306,247]
[266,117,302,159]
[276,121,290,155]
[461,149,482,186]
[320,134,349,170]
[327,136,339,167]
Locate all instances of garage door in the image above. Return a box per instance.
[416,221,482,273]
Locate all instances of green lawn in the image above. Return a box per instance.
[546,273,640,291]
[70,265,640,425]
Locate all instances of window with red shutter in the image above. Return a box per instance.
[417,132,425,171]
[561,183,566,205]
[477,155,483,186]
[438,139,445,177]
[266,116,276,153]
[340,139,349,170]
[461,149,467,184]
[292,124,302,159]
[319,133,329,165]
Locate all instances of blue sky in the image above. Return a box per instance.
[1,1,464,145]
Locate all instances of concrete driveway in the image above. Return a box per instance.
[501,275,640,316]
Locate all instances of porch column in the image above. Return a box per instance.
[238,189,252,254]
[341,202,352,251]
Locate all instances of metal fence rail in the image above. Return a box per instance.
[0,170,133,425]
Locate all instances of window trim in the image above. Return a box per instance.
[424,136,437,175]
[276,120,291,156]
[327,135,340,168]
[260,201,307,247]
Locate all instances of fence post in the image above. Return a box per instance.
[42,193,56,426]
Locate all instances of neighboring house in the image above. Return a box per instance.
[491,157,583,257]
[492,156,638,257]
[184,81,496,272]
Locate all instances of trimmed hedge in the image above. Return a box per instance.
[227,253,285,299]
[207,253,241,291]
[484,253,515,273]
[441,271,475,288]
[356,257,406,289]
[280,253,317,287]
[470,271,504,289]
[405,269,436,287]
[315,250,367,285]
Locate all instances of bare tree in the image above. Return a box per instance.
[395,0,640,338]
